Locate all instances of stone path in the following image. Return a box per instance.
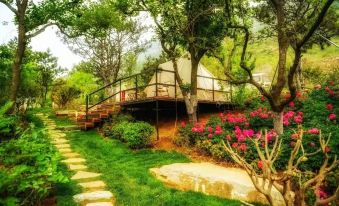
[37,114,115,206]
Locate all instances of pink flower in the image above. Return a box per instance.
[297,111,303,116]
[325,86,330,92]
[283,119,290,126]
[309,142,315,147]
[259,113,269,119]
[243,129,254,137]
[239,143,247,152]
[208,133,213,139]
[329,113,336,121]
[316,187,328,199]
[232,142,238,149]
[261,96,265,102]
[326,103,334,111]
[257,160,263,169]
[192,127,198,133]
[226,135,232,141]
[244,122,250,127]
[294,115,303,124]
[308,128,319,135]
[314,84,321,89]
[208,127,213,133]
[328,90,334,97]
[215,130,222,135]
[289,101,295,108]
[181,121,186,128]
[216,125,222,131]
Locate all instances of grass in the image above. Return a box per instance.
[50,117,247,206]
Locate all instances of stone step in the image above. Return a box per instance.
[55,144,71,149]
[73,191,113,204]
[72,171,101,181]
[62,158,86,164]
[86,202,113,206]
[79,181,106,190]
[58,148,73,153]
[50,133,66,138]
[62,152,81,158]
[69,164,88,171]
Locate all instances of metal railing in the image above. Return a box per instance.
[85,68,232,120]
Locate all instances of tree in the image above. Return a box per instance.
[66,1,147,96]
[119,0,228,123]
[223,129,338,206]
[220,0,335,134]
[0,0,83,112]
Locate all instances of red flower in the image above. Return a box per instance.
[316,187,328,199]
[239,143,247,152]
[297,111,303,116]
[329,80,335,86]
[208,133,213,139]
[257,160,263,169]
[309,142,315,147]
[283,119,290,126]
[215,130,222,135]
[192,127,198,133]
[216,125,222,131]
[296,91,302,98]
[329,113,336,121]
[325,86,330,92]
[328,90,334,97]
[181,121,186,128]
[231,142,238,149]
[325,146,330,153]
[208,127,213,133]
[289,101,295,108]
[261,95,265,102]
[308,128,319,135]
[326,103,333,111]
[244,122,250,127]
[226,135,232,141]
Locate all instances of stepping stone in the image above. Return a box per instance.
[55,144,71,149]
[72,171,101,181]
[59,148,72,153]
[79,181,106,190]
[86,202,113,206]
[62,158,86,164]
[73,191,113,203]
[51,133,66,138]
[69,164,88,171]
[52,139,69,144]
[62,152,81,158]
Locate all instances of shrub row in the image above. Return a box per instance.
[110,121,155,149]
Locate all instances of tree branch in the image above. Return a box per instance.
[0,0,18,16]
[26,22,56,39]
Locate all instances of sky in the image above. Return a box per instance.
[0,5,160,70]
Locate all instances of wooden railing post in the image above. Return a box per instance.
[174,71,177,98]
[155,68,158,97]
[135,75,138,100]
[85,94,89,121]
[212,78,215,101]
[119,80,122,102]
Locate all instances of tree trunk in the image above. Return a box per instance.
[188,56,199,124]
[9,11,27,113]
[273,111,284,135]
[295,61,303,91]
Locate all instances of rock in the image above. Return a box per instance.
[79,181,106,190]
[62,158,86,164]
[86,202,113,206]
[150,162,285,206]
[72,171,101,181]
[73,191,113,203]
[69,164,88,171]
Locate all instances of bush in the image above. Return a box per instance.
[110,121,154,149]
[0,102,21,140]
[51,79,80,108]
[0,126,67,205]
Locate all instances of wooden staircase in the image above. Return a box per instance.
[77,103,120,130]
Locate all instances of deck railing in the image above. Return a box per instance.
[85,68,232,120]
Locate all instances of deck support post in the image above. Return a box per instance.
[155,69,158,97]
[212,78,215,101]
[156,100,159,140]
[85,94,89,121]
[135,75,138,100]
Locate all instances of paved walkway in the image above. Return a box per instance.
[37,114,115,206]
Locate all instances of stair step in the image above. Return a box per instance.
[62,152,81,158]
[73,191,113,204]
[55,144,71,149]
[58,148,73,153]
[52,139,69,144]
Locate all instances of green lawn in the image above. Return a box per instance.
[49,116,246,206]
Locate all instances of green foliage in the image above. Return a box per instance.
[0,102,20,139]
[110,121,154,149]
[0,126,68,205]
[51,79,81,108]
